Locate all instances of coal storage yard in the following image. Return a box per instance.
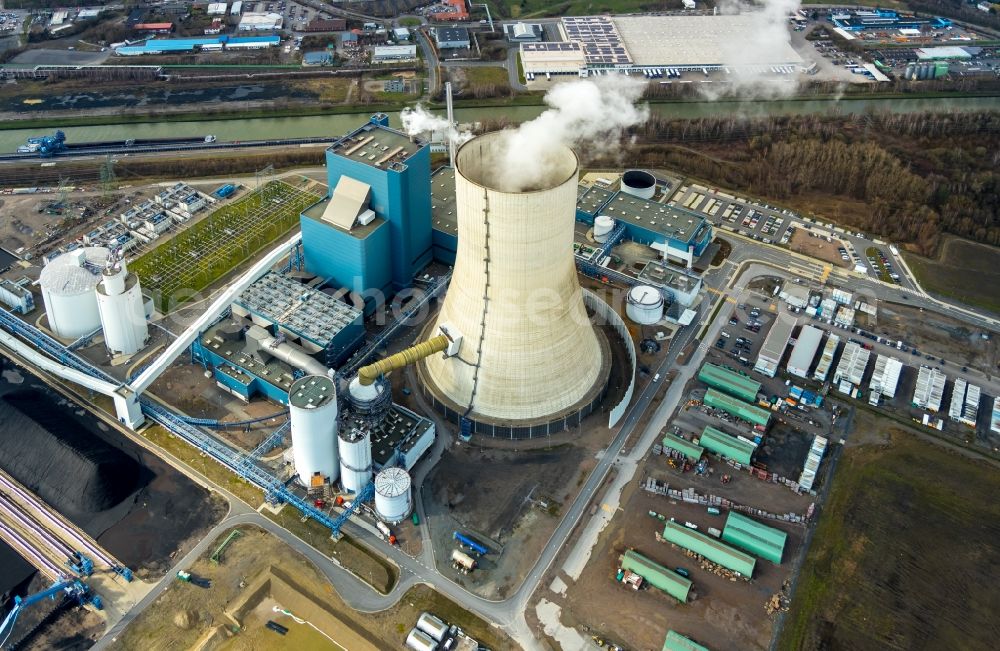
[0,357,226,604]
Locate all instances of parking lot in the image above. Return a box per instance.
[668,182,905,284]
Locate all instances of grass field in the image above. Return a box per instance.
[130,181,319,313]
[903,237,1000,314]
[779,424,1000,651]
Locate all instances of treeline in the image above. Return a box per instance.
[641,76,1000,100]
[907,0,1000,33]
[614,111,1000,255]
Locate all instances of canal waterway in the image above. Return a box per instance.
[0,95,997,152]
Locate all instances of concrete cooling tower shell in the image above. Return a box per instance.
[421,132,609,435]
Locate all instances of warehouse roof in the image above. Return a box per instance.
[599,193,708,243]
[699,425,755,465]
[663,630,710,651]
[698,363,761,402]
[621,550,691,603]
[576,184,615,217]
[703,388,771,428]
[722,511,787,565]
[662,519,756,577]
[662,433,703,461]
[329,121,423,170]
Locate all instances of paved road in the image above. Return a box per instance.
[414,29,439,100]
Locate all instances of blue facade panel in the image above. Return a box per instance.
[432,228,457,265]
[300,214,392,303]
[324,141,432,290]
[200,348,291,404]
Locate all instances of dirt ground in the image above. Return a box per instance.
[113,526,516,651]
[556,449,810,651]
[778,422,1000,651]
[788,229,850,268]
[876,301,999,374]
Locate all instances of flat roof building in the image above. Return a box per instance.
[787,325,823,379]
[505,22,543,42]
[662,519,756,577]
[755,313,794,377]
[435,26,470,49]
[699,425,755,465]
[371,45,417,61]
[238,12,283,31]
[868,354,902,401]
[621,550,691,603]
[912,365,946,412]
[832,340,870,387]
[722,511,787,564]
[520,42,586,75]
[663,631,709,651]
[703,389,770,428]
[698,363,761,403]
[812,333,840,383]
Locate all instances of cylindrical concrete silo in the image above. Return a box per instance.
[338,428,372,494]
[39,247,109,340]
[374,466,412,523]
[626,285,664,325]
[96,258,148,356]
[593,215,615,243]
[289,375,339,487]
[421,132,606,427]
[620,170,657,200]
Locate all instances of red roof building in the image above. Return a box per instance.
[430,0,469,22]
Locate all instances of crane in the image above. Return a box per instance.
[0,580,99,647]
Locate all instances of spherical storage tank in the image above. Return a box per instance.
[593,215,615,243]
[39,247,109,340]
[626,285,664,325]
[289,375,339,487]
[374,466,412,523]
[620,170,657,200]
[338,428,372,494]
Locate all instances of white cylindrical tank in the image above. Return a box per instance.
[374,467,412,523]
[39,247,109,340]
[289,375,339,487]
[593,215,615,243]
[405,629,438,651]
[423,132,604,422]
[626,285,664,325]
[338,428,372,494]
[96,259,148,356]
[620,169,657,200]
[416,612,449,642]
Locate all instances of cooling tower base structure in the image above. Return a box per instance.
[418,132,612,438]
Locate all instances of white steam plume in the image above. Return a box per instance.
[494,75,649,192]
[710,0,804,99]
[400,104,473,147]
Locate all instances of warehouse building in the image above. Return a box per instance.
[662,519,756,577]
[505,22,543,43]
[238,12,283,31]
[663,631,709,651]
[621,550,692,603]
[435,26,470,49]
[754,313,794,377]
[520,42,586,76]
[698,363,760,403]
[721,511,787,564]
[787,325,823,379]
[371,45,418,61]
[699,426,755,465]
[661,433,703,461]
[704,389,770,428]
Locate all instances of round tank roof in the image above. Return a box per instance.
[627,285,664,307]
[39,247,110,297]
[456,131,578,194]
[289,375,336,409]
[374,467,411,497]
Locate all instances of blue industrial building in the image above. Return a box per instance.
[301,114,433,304]
[830,9,950,31]
[115,35,280,55]
[576,184,713,267]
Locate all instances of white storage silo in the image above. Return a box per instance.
[593,215,615,243]
[289,375,339,487]
[373,467,412,523]
[39,247,109,340]
[422,132,605,424]
[338,428,372,494]
[96,256,148,355]
[619,170,657,200]
[626,285,664,325]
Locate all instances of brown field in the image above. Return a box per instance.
[788,229,850,268]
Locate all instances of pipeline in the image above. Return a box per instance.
[357,335,449,386]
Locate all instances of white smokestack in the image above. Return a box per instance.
[445,81,456,168]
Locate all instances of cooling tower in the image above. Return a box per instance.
[421,132,608,432]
